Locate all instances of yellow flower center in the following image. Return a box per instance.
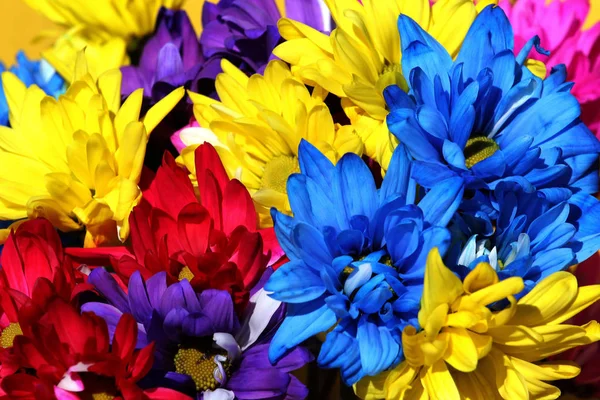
[92,393,116,400]
[1,323,22,348]
[178,266,195,282]
[174,347,231,392]
[464,136,500,169]
[260,155,300,193]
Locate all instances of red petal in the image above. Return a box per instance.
[64,247,134,267]
[129,342,155,381]
[222,179,257,235]
[229,230,267,289]
[259,227,285,267]
[150,208,181,255]
[147,153,196,218]
[198,170,223,231]
[177,203,212,256]
[129,205,157,262]
[143,387,194,400]
[195,143,229,195]
[1,230,28,295]
[113,314,137,361]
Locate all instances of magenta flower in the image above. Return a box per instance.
[500,0,600,138]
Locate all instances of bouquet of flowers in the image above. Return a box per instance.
[1,0,600,399]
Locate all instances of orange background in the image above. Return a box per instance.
[0,0,205,64]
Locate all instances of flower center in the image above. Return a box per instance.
[92,393,116,400]
[260,155,300,193]
[178,266,195,282]
[463,136,499,168]
[174,347,231,392]
[1,323,22,348]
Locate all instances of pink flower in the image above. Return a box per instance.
[500,0,600,137]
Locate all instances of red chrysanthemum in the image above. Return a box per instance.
[67,144,280,312]
[0,219,91,384]
[0,279,190,400]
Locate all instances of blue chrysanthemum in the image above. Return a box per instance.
[265,140,465,384]
[0,52,65,126]
[449,181,600,298]
[385,5,600,202]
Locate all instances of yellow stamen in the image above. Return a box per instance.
[464,136,500,169]
[0,323,22,348]
[174,347,231,391]
[260,155,300,194]
[178,266,195,282]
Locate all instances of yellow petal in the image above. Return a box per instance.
[487,349,529,400]
[443,327,479,372]
[463,261,499,294]
[420,360,459,400]
[419,248,463,326]
[543,284,600,325]
[385,362,420,400]
[115,121,147,182]
[466,277,524,307]
[143,86,185,135]
[353,371,388,400]
[510,272,577,327]
[27,197,81,232]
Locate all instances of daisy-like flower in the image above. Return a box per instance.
[386,5,600,197]
[556,252,600,397]
[82,269,311,399]
[0,52,65,127]
[500,0,600,138]
[200,0,327,77]
[273,0,496,167]
[355,248,600,400]
[0,54,184,247]
[1,283,187,400]
[265,140,464,384]
[181,59,363,227]
[23,0,185,80]
[452,181,600,297]
[68,143,276,312]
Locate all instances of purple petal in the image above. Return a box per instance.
[182,312,215,337]
[200,21,231,56]
[88,268,131,314]
[127,271,153,326]
[146,271,168,311]
[240,343,312,373]
[159,282,188,318]
[163,307,190,341]
[285,0,324,32]
[284,375,309,400]
[198,289,239,333]
[226,367,290,399]
[81,302,123,339]
[120,67,151,97]
[156,43,184,82]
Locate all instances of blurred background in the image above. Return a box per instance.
[0,0,205,64]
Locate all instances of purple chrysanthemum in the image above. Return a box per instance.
[81,269,312,400]
[200,0,326,76]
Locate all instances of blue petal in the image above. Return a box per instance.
[293,222,334,265]
[442,140,467,170]
[384,85,415,112]
[456,5,514,82]
[397,14,452,92]
[418,176,464,227]
[272,210,301,260]
[269,297,337,363]
[410,161,458,188]
[379,143,414,204]
[266,260,326,303]
[336,152,378,220]
[297,139,335,195]
[357,317,400,376]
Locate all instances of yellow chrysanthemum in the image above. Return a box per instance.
[180,59,363,227]
[355,248,600,400]
[0,53,184,247]
[274,0,497,168]
[24,0,186,80]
